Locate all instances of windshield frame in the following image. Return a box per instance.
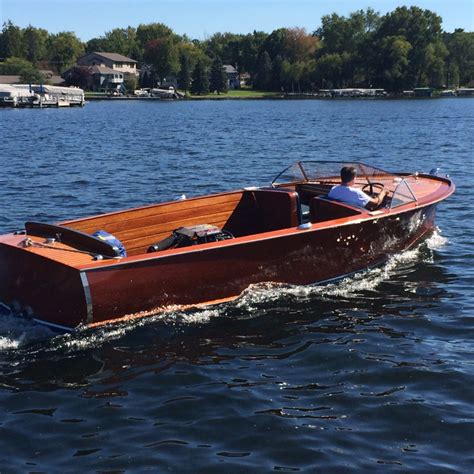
[271,160,396,186]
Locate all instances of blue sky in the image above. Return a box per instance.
[1,0,472,41]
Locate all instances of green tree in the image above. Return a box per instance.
[205,32,243,66]
[0,56,44,83]
[178,41,207,72]
[209,55,227,93]
[315,53,342,88]
[191,60,209,95]
[315,9,381,86]
[143,37,179,85]
[178,53,192,92]
[376,6,443,87]
[47,32,84,73]
[0,56,33,74]
[85,37,106,53]
[263,28,288,61]
[256,27,320,91]
[0,20,25,58]
[254,50,272,90]
[375,36,412,91]
[424,40,448,88]
[20,67,44,84]
[281,60,306,93]
[444,29,474,86]
[23,25,48,64]
[136,22,175,60]
[93,27,139,59]
[123,75,138,92]
[240,31,268,75]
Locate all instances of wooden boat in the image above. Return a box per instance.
[0,161,454,331]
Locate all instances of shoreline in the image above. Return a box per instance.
[85,93,474,102]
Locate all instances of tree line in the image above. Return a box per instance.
[0,6,473,93]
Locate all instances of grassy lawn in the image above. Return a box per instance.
[84,89,284,100]
[186,89,282,99]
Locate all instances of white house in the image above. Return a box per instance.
[77,52,138,76]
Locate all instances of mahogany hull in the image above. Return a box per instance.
[0,242,88,328]
[81,204,436,327]
[0,167,450,331]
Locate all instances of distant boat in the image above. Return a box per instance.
[0,161,454,331]
[150,87,181,99]
[440,90,457,97]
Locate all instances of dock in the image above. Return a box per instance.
[0,84,85,108]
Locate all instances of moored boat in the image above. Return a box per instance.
[0,161,454,331]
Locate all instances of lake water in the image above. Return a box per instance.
[0,98,473,472]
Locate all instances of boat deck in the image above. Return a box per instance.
[0,173,453,271]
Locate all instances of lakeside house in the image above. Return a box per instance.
[77,52,138,77]
[64,52,139,93]
[224,65,240,90]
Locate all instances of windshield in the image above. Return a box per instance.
[389,176,417,208]
[272,161,418,209]
[272,161,394,186]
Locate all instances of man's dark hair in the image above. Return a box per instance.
[341,166,356,184]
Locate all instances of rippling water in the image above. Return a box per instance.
[0,99,473,472]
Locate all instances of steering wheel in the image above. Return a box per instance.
[362,182,385,197]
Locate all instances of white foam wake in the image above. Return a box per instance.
[0,229,447,353]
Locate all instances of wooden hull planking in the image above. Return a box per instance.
[0,163,454,330]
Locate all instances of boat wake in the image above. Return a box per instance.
[0,230,447,355]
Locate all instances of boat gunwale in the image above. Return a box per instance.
[78,196,452,272]
[1,172,454,271]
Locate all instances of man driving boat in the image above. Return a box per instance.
[328,166,388,209]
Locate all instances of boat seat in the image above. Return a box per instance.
[247,188,301,232]
[309,196,363,223]
[296,182,335,205]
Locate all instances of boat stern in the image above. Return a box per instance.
[0,234,89,329]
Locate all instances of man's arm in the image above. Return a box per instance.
[367,187,389,207]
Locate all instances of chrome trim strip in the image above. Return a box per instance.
[32,318,73,332]
[80,272,93,323]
